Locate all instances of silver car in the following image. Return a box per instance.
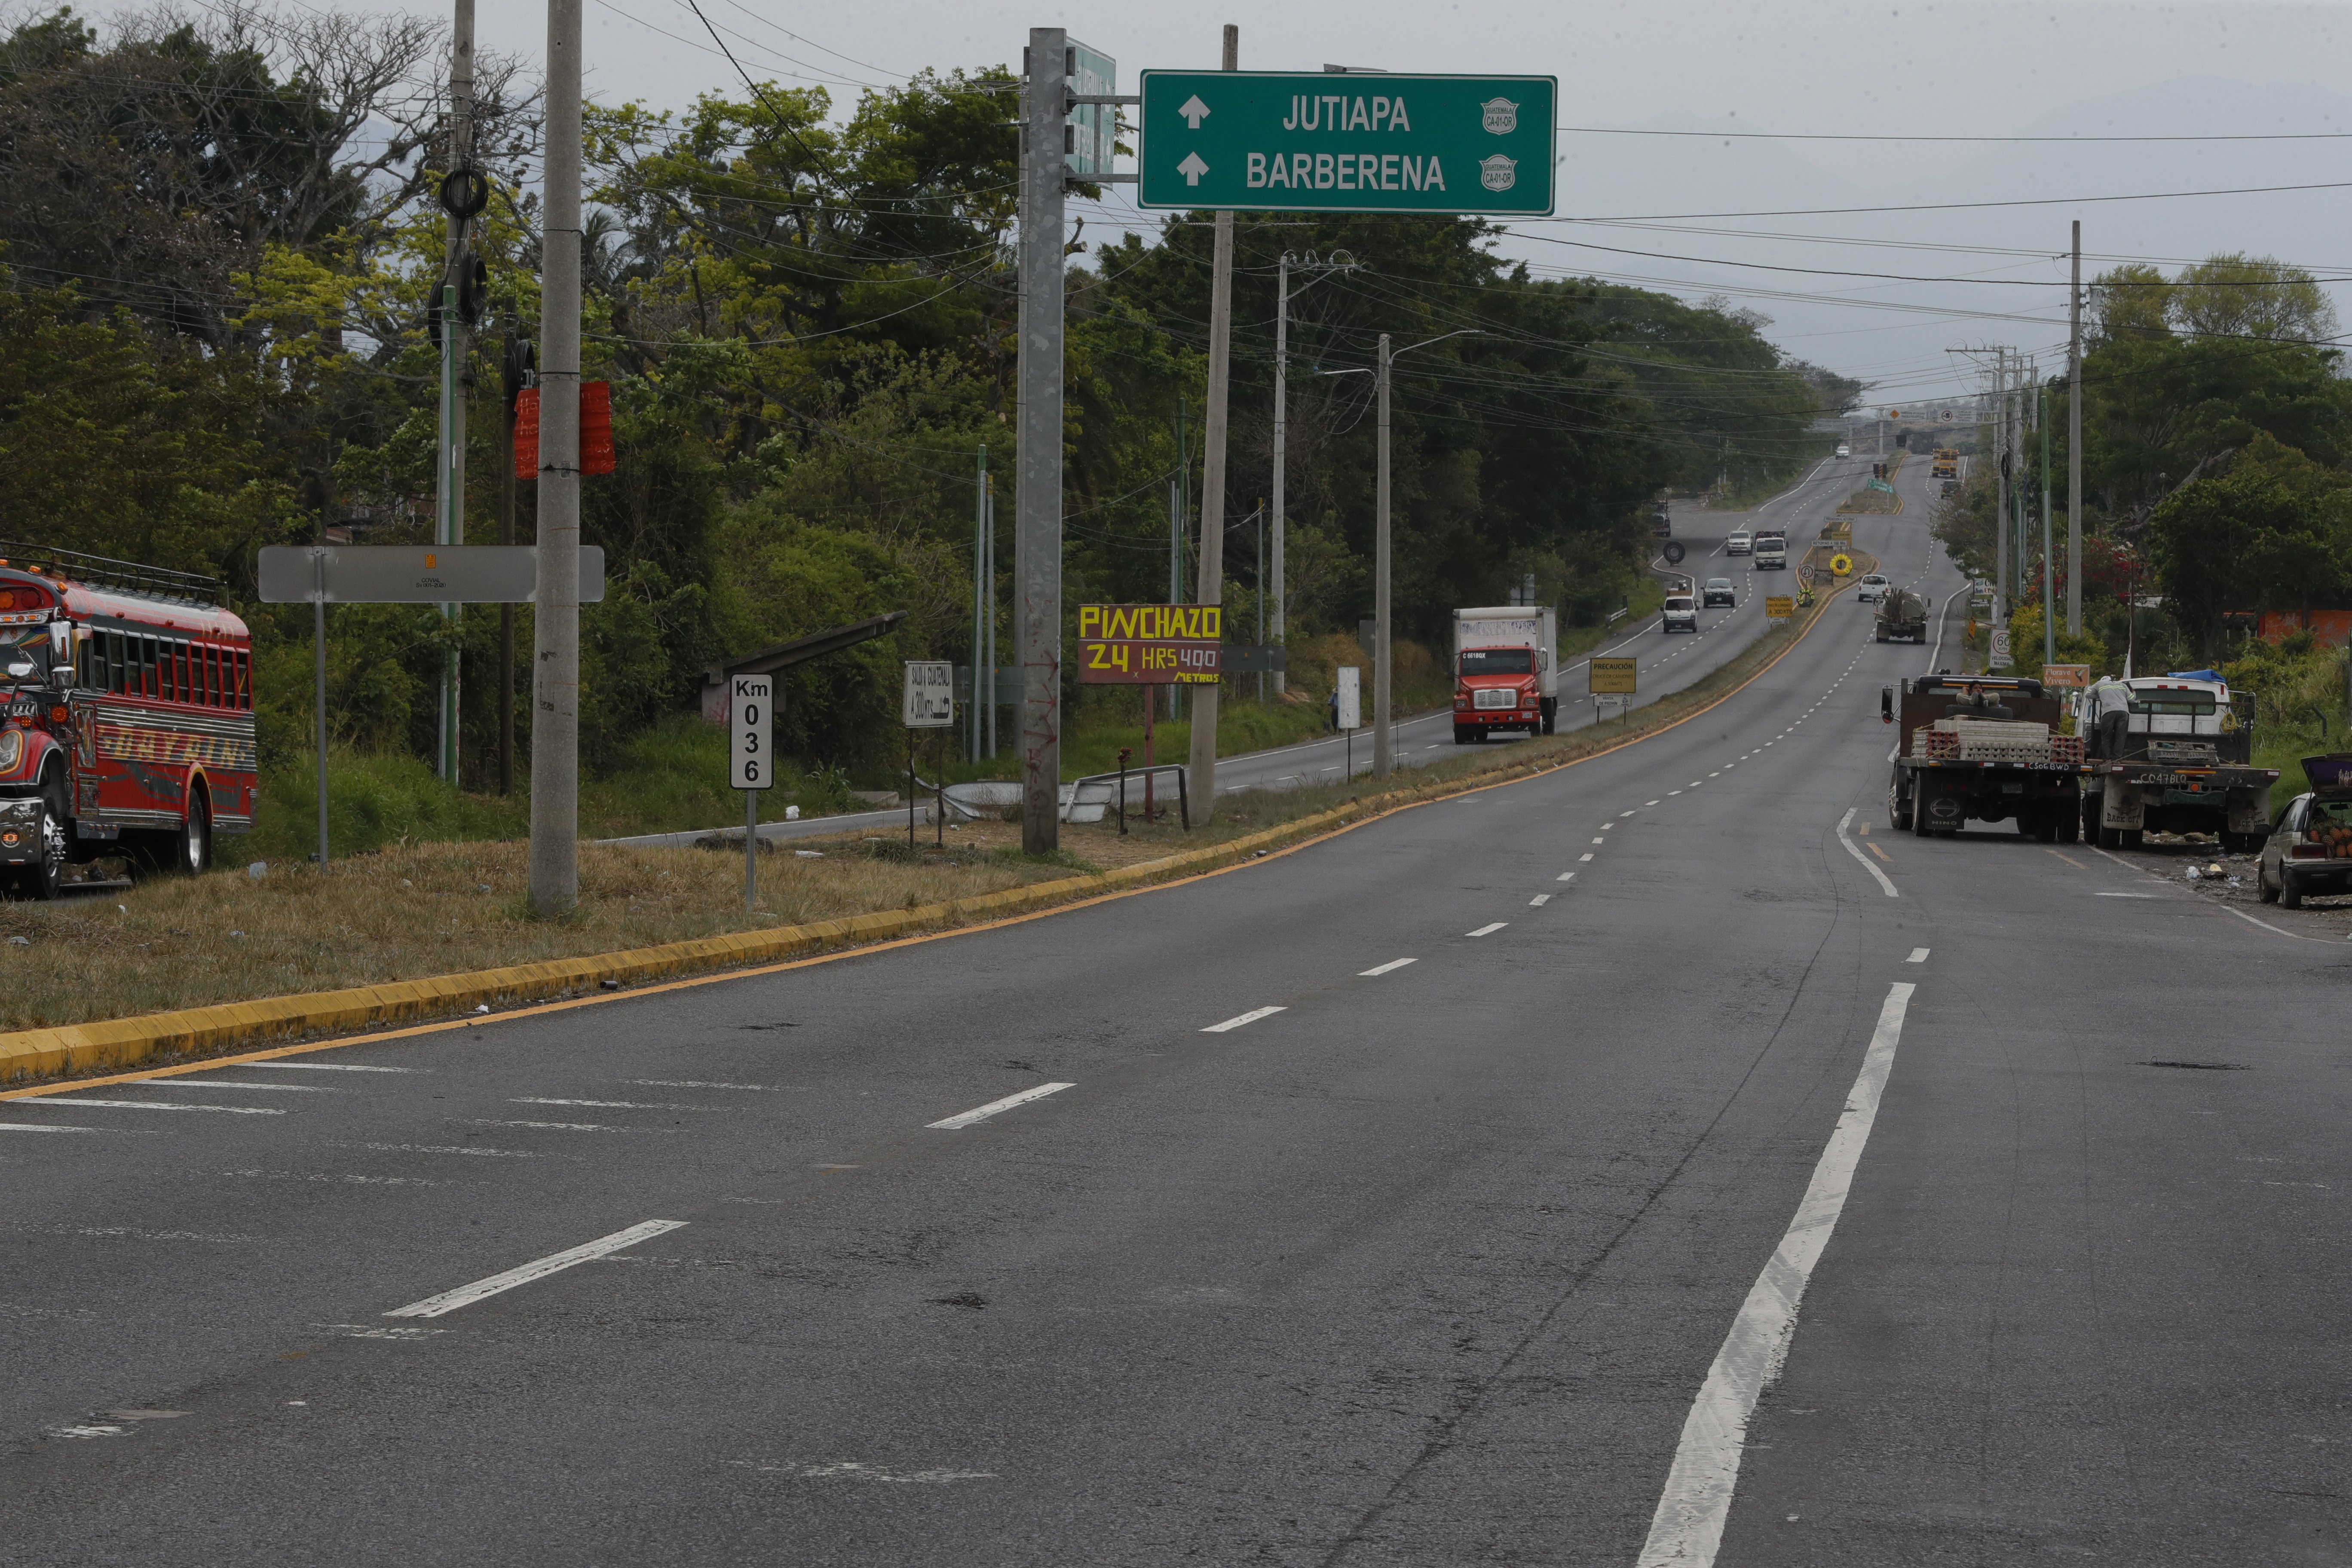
[2259,772,2352,907]
[1855,573,1890,603]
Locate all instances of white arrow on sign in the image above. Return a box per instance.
[1177,93,1210,129]
[1177,152,1210,186]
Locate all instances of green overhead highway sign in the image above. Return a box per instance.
[1136,71,1556,214]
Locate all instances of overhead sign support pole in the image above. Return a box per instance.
[1188,23,1240,822]
[1017,28,1067,856]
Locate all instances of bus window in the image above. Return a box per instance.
[233,648,251,710]
[141,637,158,697]
[205,645,220,706]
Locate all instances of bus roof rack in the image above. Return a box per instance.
[0,539,223,606]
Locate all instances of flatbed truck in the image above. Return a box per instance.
[1883,674,2088,840]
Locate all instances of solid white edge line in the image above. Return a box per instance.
[247,1062,423,1073]
[1835,807,1899,898]
[1358,958,1417,976]
[926,1081,1078,1127]
[14,1099,285,1115]
[0,1123,96,1132]
[384,1219,689,1319]
[2222,906,2334,943]
[1637,981,1917,1568]
[1199,1006,1287,1034]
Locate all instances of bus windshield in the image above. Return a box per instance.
[1460,648,1533,676]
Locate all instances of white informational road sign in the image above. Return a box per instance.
[257,544,606,604]
[729,674,773,790]
[1335,665,1362,730]
[903,661,955,728]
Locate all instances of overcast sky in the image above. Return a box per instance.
[86,0,2352,405]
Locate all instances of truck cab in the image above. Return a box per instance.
[1451,606,1557,744]
[1753,533,1787,570]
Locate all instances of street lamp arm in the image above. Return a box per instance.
[1393,327,1484,361]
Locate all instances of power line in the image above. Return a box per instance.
[1540,178,2352,225]
[1558,124,2352,145]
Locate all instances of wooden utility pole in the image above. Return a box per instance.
[1185,23,1239,821]
[529,0,582,913]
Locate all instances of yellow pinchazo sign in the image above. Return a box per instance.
[1077,604,1224,685]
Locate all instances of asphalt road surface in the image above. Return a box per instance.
[7,450,2343,1565]
[1212,453,1870,796]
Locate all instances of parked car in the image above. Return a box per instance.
[1701,577,1735,608]
[1726,530,1752,555]
[2259,757,2352,907]
[1855,573,1890,603]
[1662,594,1697,634]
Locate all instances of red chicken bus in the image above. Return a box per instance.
[0,544,254,897]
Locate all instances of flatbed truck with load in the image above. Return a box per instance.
[1452,606,1557,743]
[1883,674,2088,839]
[2073,675,2275,851]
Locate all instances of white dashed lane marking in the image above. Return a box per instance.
[1201,1007,1288,1033]
[1359,958,1417,977]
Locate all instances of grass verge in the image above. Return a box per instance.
[9,574,1860,1080]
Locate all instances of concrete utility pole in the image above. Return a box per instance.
[1993,346,2009,630]
[1272,253,1288,697]
[528,0,582,914]
[435,0,475,785]
[971,444,986,763]
[1374,331,1393,777]
[2068,220,2084,638]
[2041,368,2055,667]
[1186,23,1239,820]
[1017,27,1068,854]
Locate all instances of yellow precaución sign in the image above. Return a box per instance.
[1589,657,1637,694]
[1765,595,1794,619]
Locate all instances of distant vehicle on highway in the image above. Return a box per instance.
[1753,530,1787,570]
[1874,588,1930,643]
[1836,443,1851,458]
[2260,756,2352,906]
[1651,493,1672,537]
[1855,573,1889,603]
[1662,593,1697,634]
[1940,480,1959,498]
[1726,530,1752,555]
[1701,577,1735,608]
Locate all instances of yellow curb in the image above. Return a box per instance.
[0,579,1856,1091]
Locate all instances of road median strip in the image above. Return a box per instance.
[3,570,1862,1090]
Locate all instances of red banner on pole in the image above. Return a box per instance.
[513,381,616,477]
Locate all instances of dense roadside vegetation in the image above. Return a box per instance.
[0,4,1845,852]
[1931,251,2352,705]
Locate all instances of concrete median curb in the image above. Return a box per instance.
[0,572,1859,1087]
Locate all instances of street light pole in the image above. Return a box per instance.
[1372,327,1482,779]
